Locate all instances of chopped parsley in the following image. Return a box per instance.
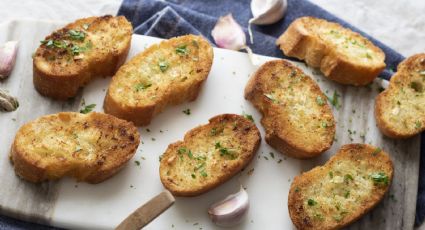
[200,171,208,177]
[372,147,381,156]
[370,172,389,185]
[68,30,85,41]
[326,90,341,109]
[191,173,196,179]
[158,60,169,72]
[134,82,152,92]
[344,174,354,183]
[329,171,334,178]
[242,112,254,122]
[210,127,218,136]
[134,160,140,166]
[79,104,96,114]
[365,53,372,59]
[344,190,350,198]
[316,96,325,106]
[176,44,189,55]
[182,109,191,115]
[307,198,317,206]
[416,121,422,129]
[269,152,275,159]
[215,142,236,159]
[289,70,297,77]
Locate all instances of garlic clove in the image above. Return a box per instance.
[0,41,19,80]
[211,14,247,51]
[0,89,19,112]
[208,186,249,227]
[250,0,287,25]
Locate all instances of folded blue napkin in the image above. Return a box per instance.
[1,0,423,229]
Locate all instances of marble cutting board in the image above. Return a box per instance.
[0,19,420,230]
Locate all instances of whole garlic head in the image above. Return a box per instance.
[208,186,249,227]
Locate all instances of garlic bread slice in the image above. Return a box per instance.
[288,144,393,230]
[159,114,260,196]
[276,17,386,86]
[375,53,425,138]
[245,60,335,159]
[33,15,132,100]
[10,112,140,183]
[104,35,213,126]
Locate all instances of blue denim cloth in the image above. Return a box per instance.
[1,0,423,229]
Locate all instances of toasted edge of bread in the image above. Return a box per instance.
[103,34,213,126]
[276,16,386,86]
[10,112,140,184]
[288,144,393,230]
[245,59,335,159]
[33,15,132,100]
[159,114,261,196]
[375,53,425,138]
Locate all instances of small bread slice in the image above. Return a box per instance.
[104,35,213,126]
[10,112,140,184]
[159,114,260,196]
[33,15,132,100]
[375,53,425,138]
[245,60,335,159]
[288,144,393,230]
[276,17,386,86]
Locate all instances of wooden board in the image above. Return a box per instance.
[0,19,420,230]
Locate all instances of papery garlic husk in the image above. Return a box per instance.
[0,41,19,79]
[248,0,287,43]
[211,14,247,51]
[0,89,19,112]
[208,186,249,227]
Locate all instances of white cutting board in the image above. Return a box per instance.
[0,20,419,230]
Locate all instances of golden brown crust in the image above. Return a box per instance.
[159,114,261,196]
[375,53,425,138]
[104,34,213,126]
[276,17,386,86]
[33,15,132,100]
[288,144,393,230]
[10,112,140,184]
[245,60,335,159]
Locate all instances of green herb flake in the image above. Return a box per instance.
[158,61,169,72]
[316,96,325,106]
[210,127,218,136]
[344,174,354,183]
[321,121,328,128]
[134,160,140,166]
[415,121,422,129]
[79,104,96,114]
[344,190,350,198]
[370,172,389,185]
[307,198,317,206]
[269,152,275,159]
[200,171,208,177]
[365,53,372,59]
[329,171,334,178]
[243,113,254,122]
[134,82,152,92]
[192,40,199,48]
[182,109,191,115]
[68,30,85,41]
[372,147,381,156]
[176,44,189,55]
[327,91,341,109]
[191,173,196,179]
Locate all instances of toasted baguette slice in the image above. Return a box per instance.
[375,54,425,138]
[245,60,335,159]
[33,15,132,100]
[288,144,393,230]
[159,114,260,196]
[276,17,386,86]
[104,35,213,126]
[10,112,140,183]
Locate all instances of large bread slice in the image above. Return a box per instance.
[104,35,213,126]
[33,15,132,100]
[159,114,260,196]
[288,144,393,230]
[375,53,425,138]
[276,17,386,86]
[10,112,140,184]
[244,60,335,159]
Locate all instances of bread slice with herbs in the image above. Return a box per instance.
[10,112,140,184]
[33,15,132,100]
[159,114,260,196]
[288,144,393,230]
[276,17,386,86]
[375,54,425,138]
[104,34,213,126]
[244,59,335,159]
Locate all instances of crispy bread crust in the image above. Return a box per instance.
[33,15,132,100]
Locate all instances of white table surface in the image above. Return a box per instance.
[0,0,424,228]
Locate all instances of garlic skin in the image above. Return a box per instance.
[0,89,19,112]
[208,186,249,227]
[250,0,287,25]
[0,41,18,80]
[211,14,246,51]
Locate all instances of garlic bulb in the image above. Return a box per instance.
[0,89,19,112]
[248,0,287,43]
[0,41,19,79]
[211,14,246,51]
[208,186,249,227]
